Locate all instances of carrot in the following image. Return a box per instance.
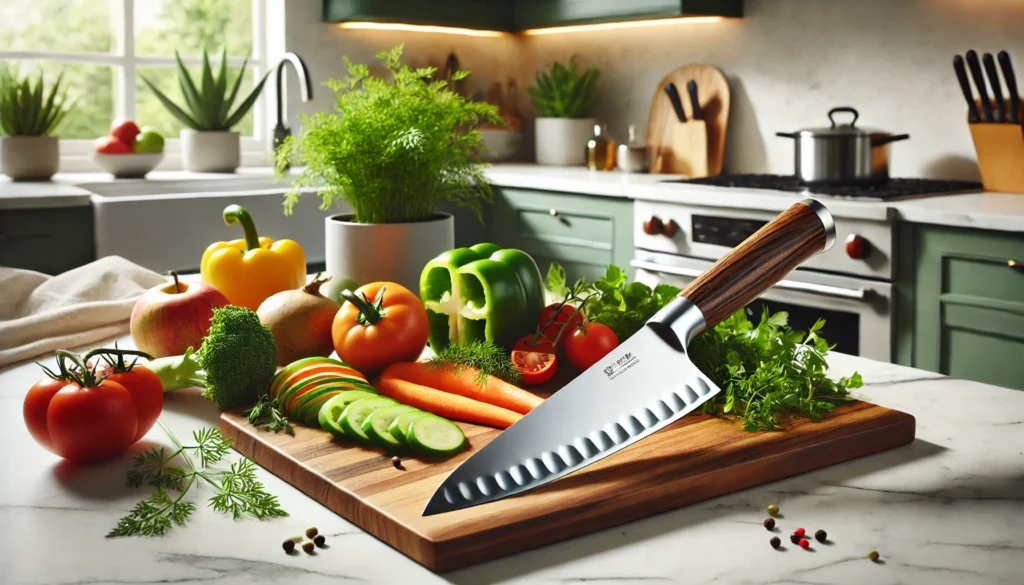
[382,361,543,415]
[377,373,523,429]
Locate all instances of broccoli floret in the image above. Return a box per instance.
[147,306,278,411]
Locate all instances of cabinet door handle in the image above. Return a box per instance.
[1010,259,1022,270]
[549,209,559,217]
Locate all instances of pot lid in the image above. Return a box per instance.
[796,107,876,137]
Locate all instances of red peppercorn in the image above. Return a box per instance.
[794,528,806,537]
[799,538,810,550]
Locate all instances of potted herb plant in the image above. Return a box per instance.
[0,66,74,181]
[274,45,500,294]
[141,47,269,173]
[527,57,599,166]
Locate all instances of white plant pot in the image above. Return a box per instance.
[180,129,240,173]
[534,117,596,166]
[1,136,59,181]
[324,212,455,297]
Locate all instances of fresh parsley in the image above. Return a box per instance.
[107,421,287,538]
[242,392,295,436]
[428,339,522,386]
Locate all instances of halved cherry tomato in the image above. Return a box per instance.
[565,322,619,371]
[511,350,557,385]
[537,303,586,350]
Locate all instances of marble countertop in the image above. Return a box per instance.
[1,332,1022,585]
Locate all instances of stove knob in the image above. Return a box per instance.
[663,219,679,237]
[845,234,870,259]
[643,216,664,235]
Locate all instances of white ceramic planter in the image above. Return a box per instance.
[534,117,596,166]
[1,135,59,181]
[325,213,455,297]
[180,129,240,172]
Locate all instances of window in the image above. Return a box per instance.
[0,0,269,171]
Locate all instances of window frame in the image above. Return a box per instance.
[0,0,271,172]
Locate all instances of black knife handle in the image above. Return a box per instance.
[967,50,993,122]
[983,53,1006,123]
[686,80,703,121]
[998,51,1021,124]
[954,56,980,123]
[664,83,687,123]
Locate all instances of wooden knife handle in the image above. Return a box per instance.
[680,199,834,329]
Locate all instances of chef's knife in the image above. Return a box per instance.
[423,200,836,516]
[966,50,993,122]
[953,55,979,124]
[982,53,1006,123]
[998,51,1020,125]
[686,79,704,121]
[664,83,687,123]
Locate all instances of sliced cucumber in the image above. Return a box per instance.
[388,410,430,446]
[317,391,385,439]
[362,405,417,450]
[407,415,467,457]
[340,398,397,446]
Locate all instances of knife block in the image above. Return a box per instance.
[652,120,709,177]
[968,99,1024,193]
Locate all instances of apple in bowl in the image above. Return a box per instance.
[130,272,230,358]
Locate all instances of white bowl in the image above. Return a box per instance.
[479,129,523,162]
[92,152,164,178]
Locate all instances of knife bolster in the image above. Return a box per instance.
[648,296,707,350]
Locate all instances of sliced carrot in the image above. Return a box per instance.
[381,361,543,415]
[377,374,522,429]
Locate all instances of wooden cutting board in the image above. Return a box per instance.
[647,64,731,176]
[220,394,914,572]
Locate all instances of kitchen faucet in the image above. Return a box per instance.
[273,52,313,157]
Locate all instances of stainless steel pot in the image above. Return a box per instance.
[776,107,909,184]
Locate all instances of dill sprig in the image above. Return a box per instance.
[107,421,287,538]
[427,340,521,386]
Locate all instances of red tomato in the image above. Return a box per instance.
[110,119,140,146]
[94,136,132,154]
[46,379,138,462]
[511,350,557,385]
[23,377,67,452]
[103,365,163,442]
[537,303,585,350]
[513,335,554,354]
[565,322,619,371]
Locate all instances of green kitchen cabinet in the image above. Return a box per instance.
[323,0,516,30]
[895,223,1024,390]
[513,0,743,29]
[489,187,633,284]
[0,206,95,275]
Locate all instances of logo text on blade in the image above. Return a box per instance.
[603,352,638,380]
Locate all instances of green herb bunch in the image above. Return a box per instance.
[0,65,74,136]
[108,421,287,537]
[275,44,501,224]
[428,339,521,386]
[527,56,600,118]
[140,47,269,131]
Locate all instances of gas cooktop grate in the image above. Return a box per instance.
[666,174,983,201]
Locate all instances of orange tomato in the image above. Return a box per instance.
[332,282,429,375]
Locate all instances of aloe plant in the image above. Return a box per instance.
[140,47,269,132]
[527,57,600,118]
[0,65,74,136]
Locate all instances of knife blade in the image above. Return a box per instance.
[423,199,836,516]
[998,51,1021,125]
[953,55,979,124]
[686,79,704,121]
[966,50,993,123]
[664,82,687,123]
[982,53,1006,123]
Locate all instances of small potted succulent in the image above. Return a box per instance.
[141,47,269,173]
[275,44,500,294]
[0,66,74,181]
[527,56,600,166]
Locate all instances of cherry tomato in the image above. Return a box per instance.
[103,365,163,442]
[565,322,619,371]
[513,335,554,354]
[537,303,585,350]
[511,350,557,385]
[23,377,67,452]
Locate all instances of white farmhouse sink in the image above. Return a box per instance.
[81,176,344,274]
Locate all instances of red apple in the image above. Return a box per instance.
[110,119,141,147]
[130,271,230,358]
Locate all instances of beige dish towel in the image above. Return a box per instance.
[0,256,167,368]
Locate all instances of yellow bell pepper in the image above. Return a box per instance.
[200,205,306,310]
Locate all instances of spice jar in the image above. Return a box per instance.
[616,124,649,173]
[586,124,616,171]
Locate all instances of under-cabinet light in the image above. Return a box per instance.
[338,22,506,38]
[522,16,724,35]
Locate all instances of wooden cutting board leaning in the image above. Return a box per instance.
[647,64,731,177]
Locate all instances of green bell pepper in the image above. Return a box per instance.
[420,243,545,351]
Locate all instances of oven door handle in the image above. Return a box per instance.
[630,260,870,301]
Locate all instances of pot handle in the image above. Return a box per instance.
[871,133,910,146]
[828,106,859,128]
[775,132,798,139]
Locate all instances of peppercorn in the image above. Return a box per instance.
[793,527,805,537]
[302,541,315,555]
[314,535,326,547]
[305,526,318,539]
[868,550,880,562]
[790,534,801,545]
[767,504,779,516]
[799,538,810,550]
[815,529,827,543]
[770,536,781,549]
[283,539,296,554]
[763,518,776,530]
[392,456,402,469]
